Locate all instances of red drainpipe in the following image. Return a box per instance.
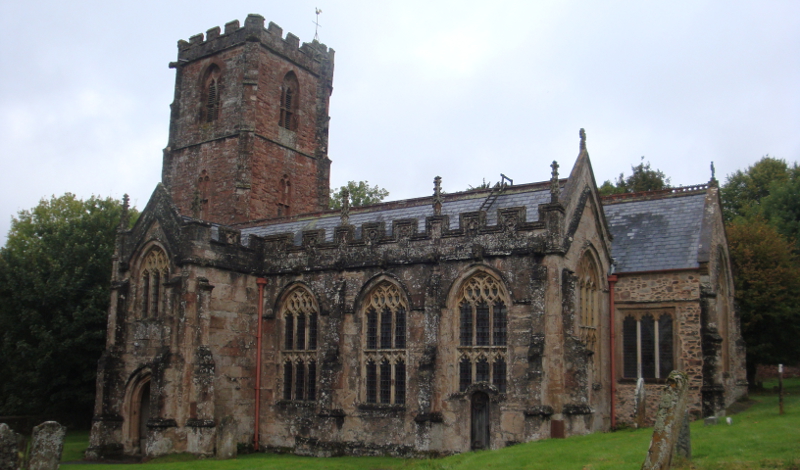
[608,274,618,429]
[254,278,267,451]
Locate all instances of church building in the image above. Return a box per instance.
[87,14,746,459]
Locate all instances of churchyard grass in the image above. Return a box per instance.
[61,378,799,470]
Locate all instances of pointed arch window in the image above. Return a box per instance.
[281,287,318,401]
[362,281,408,405]
[201,65,221,123]
[577,252,601,362]
[140,248,169,318]
[457,272,508,393]
[279,72,299,131]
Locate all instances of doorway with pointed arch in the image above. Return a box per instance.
[126,372,152,455]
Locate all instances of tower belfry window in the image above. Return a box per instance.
[279,72,299,131]
[201,65,221,123]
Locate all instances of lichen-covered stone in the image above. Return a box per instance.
[29,421,66,470]
[0,423,20,470]
[642,371,689,470]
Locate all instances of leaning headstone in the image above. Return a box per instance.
[703,416,718,426]
[29,421,66,470]
[674,411,691,460]
[215,416,237,460]
[634,377,647,428]
[641,371,690,470]
[0,423,20,470]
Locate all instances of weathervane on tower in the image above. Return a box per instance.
[313,8,322,41]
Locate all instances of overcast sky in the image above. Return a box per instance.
[1,1,798,245]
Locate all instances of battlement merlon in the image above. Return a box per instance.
[174,14,335,77]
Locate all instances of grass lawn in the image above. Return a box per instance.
[62,378,800,470]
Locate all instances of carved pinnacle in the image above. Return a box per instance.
[340,188,350,226]
[550,161,560,203]
[433,176,443,216]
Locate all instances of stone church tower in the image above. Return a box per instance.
[162,14,334,224]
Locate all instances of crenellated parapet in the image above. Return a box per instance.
[174,14,334,78]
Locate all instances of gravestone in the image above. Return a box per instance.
[642,371,690,470]
[674,411,691,460]
[29,421,66,470]
[634,377,647,428]
[215,416,237,460]
[0,423,20,470]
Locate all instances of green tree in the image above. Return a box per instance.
[599,157,671,196]
[329,181,389,209]
[720,156,796,222]
[727,217,800,387]
[0,193,137,419]
[760,175,800,250]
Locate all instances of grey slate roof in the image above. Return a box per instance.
[240,188,554,245]
[604,193,707,273]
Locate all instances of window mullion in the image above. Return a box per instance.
[654,319,660,379]
[636,319,642,380]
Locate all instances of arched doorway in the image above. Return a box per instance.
[126,374,152,455]
[471,392,490,450]
[138,381,151,453]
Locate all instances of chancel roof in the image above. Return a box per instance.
[603,190,708,273]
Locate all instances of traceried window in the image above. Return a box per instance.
[457,272,508,393]
[279,72,299,131]
[281,287,318,401]
[140,248,169,318]
[577,252,601,368]
[201,65,221,123]
[363,281,407,405]
[622,310,674,380]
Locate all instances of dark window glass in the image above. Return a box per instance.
[460,358,471,392]
[142,274,150,317]
[280,86,295,130]
[641,315,656,379]
[460,303,473,346]
[295,361,305,400]
[659,315,673,378]
[307,361,316,401]
[623,316,637,378]
[284,315,294,350]
[476,302,490,346]
[380,361,392,404]
[366,362,377,403]
[476,357,490,383]
[151,272,160,317]
[296,314,306,350]
[309,313,317,350]
[283,362,293,400]
[493,301,507,346]
[380,307,393,349]
[206,80,218,122]
[493,358,507,393]
[395,360,406,405]
[367,309,378,349]
[395,307,406,349]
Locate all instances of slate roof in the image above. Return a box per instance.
[240,186,554,245]
[603,192,708,273]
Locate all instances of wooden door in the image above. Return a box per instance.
[471,392,490,450]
